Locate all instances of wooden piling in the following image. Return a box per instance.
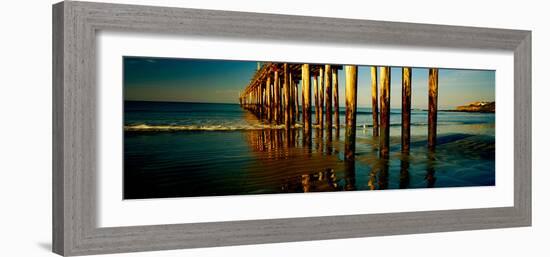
[283,63,291,129]
[272,80,275,121]
[261,84,264,118]
[332,68,339,129]
[428,68,439,151]
[274,69,281,124]
[319,67,324,131]
[402,67,412,153]
[302,64,312,135]
[279,75,284,124]
[294,78,299,122]
[289,73,294,124]
[260,82,264,119]
[313,74,319,125]
[263,82,266,118]
[379,67,391,159]
[371,67,379,137]
[266,75,272,122]
[301,81,305,123]
[344,65,358,161]
[324,65,332,132]
[254,85,259,114]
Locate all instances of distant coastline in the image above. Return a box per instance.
[453,101,495,113]
[426,101,495,113]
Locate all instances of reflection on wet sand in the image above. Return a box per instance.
[295,169,338,193]
[326,127,333,155]
[399,154,410,189]
[426,151,437,188]
[243,125,433,193]
[244,127,351,193]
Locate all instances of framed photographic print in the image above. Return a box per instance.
[53,1,531,256]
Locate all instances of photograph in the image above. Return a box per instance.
[0,0,538,256]
[123,57,496,199]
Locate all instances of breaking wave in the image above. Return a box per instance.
[125,124,290,131]
[124,120,486,132]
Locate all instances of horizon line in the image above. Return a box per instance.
[124,99,493,110]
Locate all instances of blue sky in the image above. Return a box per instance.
[124,57,495,109]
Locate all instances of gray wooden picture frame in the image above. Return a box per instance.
[52,1,531,256]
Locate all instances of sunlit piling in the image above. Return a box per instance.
[344,65,358,190]
[379,67,391,159]
[293,76,303,123]
[288,72,296,125]
[302,64,312,142]
[274,68,280,124]
[284,63,291,129]
[324,65,332,134]
[289,73,294,124]
[313,74,319,125]
[258,83,262,119]
[344,65,358,161]
[301,82,305,124]
[332,67,339,131]
[266,75,272,122]
[371,67,379,137]
[428,68,439,151]
[402,67,412,153]
[277,71,283,124]
[318,67,324,131]
[259,79,264,119]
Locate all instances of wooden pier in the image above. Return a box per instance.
[239,63,440,158]
[240,63,342,130]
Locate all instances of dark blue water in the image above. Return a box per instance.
[124,101,495,199]
[125,101,495,133]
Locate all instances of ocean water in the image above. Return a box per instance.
[124,101,495,199]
